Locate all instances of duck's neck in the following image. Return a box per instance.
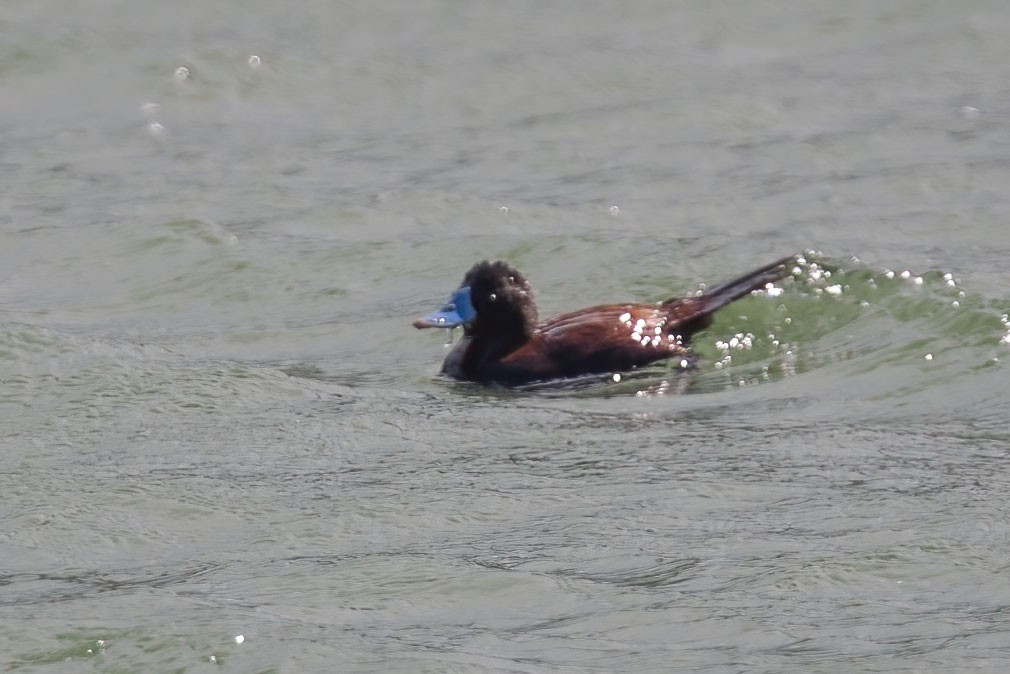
[459,326,529,369]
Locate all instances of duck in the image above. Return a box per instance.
[413,255,794,386]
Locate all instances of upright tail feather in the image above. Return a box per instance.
[698,254,795,312]
[664,254,795,314]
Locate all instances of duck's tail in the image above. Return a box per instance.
[660,254,795,333]
[692,254,795,314]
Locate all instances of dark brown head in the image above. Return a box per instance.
[413,260,538,338]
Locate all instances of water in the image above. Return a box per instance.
[3,1,1010,671]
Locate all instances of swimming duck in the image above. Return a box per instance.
[414,255,793,386]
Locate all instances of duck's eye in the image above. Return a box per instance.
[507,276,514,284]
[489,293,497,302]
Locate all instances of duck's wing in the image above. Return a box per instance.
[548,301,703,355]
[485,303,696,382]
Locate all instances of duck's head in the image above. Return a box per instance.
[413,260,538,337]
